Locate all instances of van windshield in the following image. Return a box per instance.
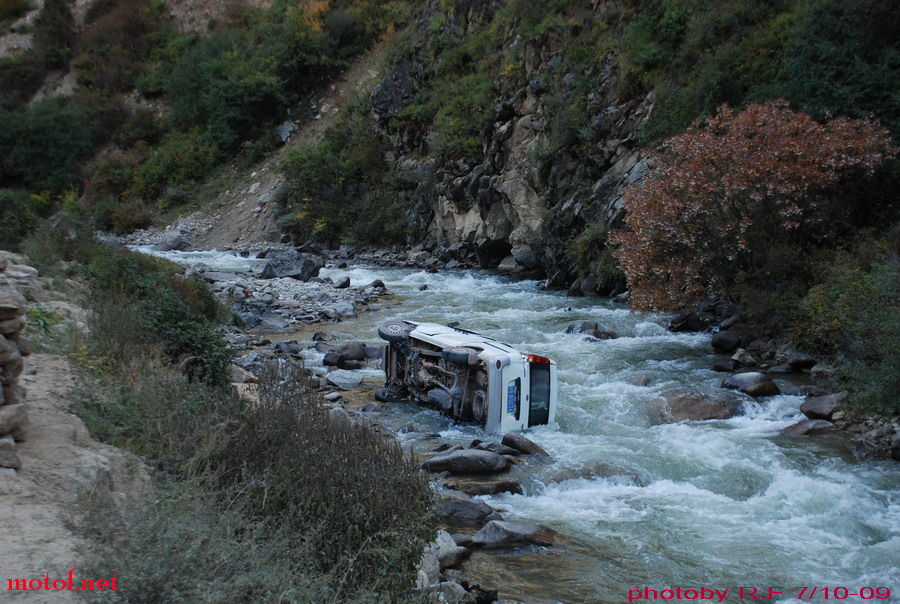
[528,362,551,426]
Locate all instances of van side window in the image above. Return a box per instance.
[507,378,521,420]
[528,363,551,426]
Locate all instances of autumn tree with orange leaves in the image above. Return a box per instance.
[610,100,896,311]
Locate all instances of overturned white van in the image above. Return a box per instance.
[376,320,557,434]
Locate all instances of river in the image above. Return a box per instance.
[135,248,900,603]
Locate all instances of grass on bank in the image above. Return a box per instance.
[23,224,435,602]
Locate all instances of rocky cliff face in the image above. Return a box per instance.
[369,0,652,292]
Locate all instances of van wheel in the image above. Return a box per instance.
[441,347,478,365]
[378,321,412,343]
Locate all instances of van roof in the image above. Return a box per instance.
[406,321,520,356]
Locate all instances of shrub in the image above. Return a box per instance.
[279,98,406,245]
[33,0,76,69]
[0,97,101,193]
[610,101,895,311]
[0,189,50,250]
[74,0,168,93]
[794,251,899,415]
[127,130,221,202]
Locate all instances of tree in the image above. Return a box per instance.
[610,100,895,311]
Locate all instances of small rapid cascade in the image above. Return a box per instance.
[132,248,900,602]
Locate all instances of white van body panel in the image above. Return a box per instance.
[378,321,557,434]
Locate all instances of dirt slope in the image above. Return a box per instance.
[151,41,391,250]
[0,353,150,601]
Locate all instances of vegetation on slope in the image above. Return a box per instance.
[24,223,434,601]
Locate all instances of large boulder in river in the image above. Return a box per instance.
[421,449,511,474]
[565,321,597,334]
[660,388,741,422]
[437,497,502,527]
[722,372,780,397]
[501,432,549,456]
[326,369,364,390]
[470,521,557,549]
[156,230,192,251]
[800,392,846,421]
[259,251,324,281]
[444,479,523,496]
[780,419,836,436]
[711,330,741,353]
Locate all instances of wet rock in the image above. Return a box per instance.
[437,497,502,527]
[429,581,469,602]
[339,342,368,361]
[470,521,557,549]
[744,380,781,397]
[323,391,343,402]
[156,230,191,251]
[358,402,381,414]
[366,279,385,289]
[472,441,520,456]
[312,331,333,342]
[669,309,714,332]
[338,359,363,370]
[766,364,795,374]
[323,351,341,367]
[259,251,324,281]
[544,461,646,486]
[891,434,900,461]
[800,392,847,421]
[421,449,511,474]
[565,321,597,334]
[334,276,350,289]
[712,360,737,372]
[660,388,739,423]
[450,533,473,547]
[780,419,836,436]
[583,329,617,341]
[712,330,741,353]
[787,350,817,370]
[730,348,758,367]
[326,370,364,390]
[433,530,470,570]
[501,432,549,456]
[444,479,523,496]
[722,372,780,397]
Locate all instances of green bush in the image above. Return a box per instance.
[128,130,221,202]
[33,0,76,69]
[74,0,169,93]
[0,189,50,250]
[165,28,291,150]
[794,246,900,415]
[0,97,102,193]
[279,99,407,245]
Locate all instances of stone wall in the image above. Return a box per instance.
[0,257,30,470]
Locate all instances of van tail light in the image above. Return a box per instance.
[524,354,551,364]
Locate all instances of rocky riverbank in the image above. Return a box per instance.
[669,299,900,461]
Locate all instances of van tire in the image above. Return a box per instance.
[378,321,412,343]
[442,347,478,365]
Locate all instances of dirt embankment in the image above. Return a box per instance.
[126,41,391,251]
[0,253,150,601]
